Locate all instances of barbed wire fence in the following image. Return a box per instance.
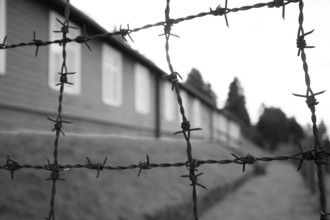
[0,0,329,219]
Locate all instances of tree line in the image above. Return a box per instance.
[185,68,329,151]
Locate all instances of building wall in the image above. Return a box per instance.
[160,80,181,136]
[159,84,215,140]
[217,113,228,143]
[0,0,157,136]
[228,120,241,147]
[0,0,51,113]
[0,0,243,144]
[200,103,213,140]
[214,111,242,148]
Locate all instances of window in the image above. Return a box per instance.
[102,44,123,106]
[218,113,227,142]
[163,81,176,121]
[178,90,189,122]
[48,11,81,94]
[0,0,6,75]
[218,114,227,134]
[192,98,202,128]
[229,121,240,141]
[134,63,150,114]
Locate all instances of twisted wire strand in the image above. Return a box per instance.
[2,150,330,173]
[45,1,74,219]
[294,1,328,219]
[0,0,300,52]
[162,0,200,219]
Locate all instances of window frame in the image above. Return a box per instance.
[48,10,81,95]
[0,0,6,75]
[163,81,176,121]
[228,120,241,142]
[101,43,123,107]
[134,63,150,114]
[192,98,202,128]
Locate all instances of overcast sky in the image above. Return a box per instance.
[70,0,330,131]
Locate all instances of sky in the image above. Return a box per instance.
[70,0,330,132]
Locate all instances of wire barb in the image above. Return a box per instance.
[76,25,92,51]
[162,72,182,91]
[55,72,76,86]
[182,159,207,190]
[4,154,22,180]
[45,159,65,181]
[268,0,285,19]
[293,141,329,171]
[118,24,134,42]
[210,0,230,27]
[86,157,107,178]
[0,35,7,49]
[173,121,202,135]
[159,19,179,38]
[54,18,77,35]
[137,154,151,177]
[292,90,325,108]
[32,31,44,57]
[47,117,72,136]
[297,29,315,56]
[232,153,258,172]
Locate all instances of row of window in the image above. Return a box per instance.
[48,11,203,122]
[0,4,203,122]
[163,82,202,127]
[48,11,152,114]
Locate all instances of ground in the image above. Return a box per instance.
[1,133,327,220]
[0,132,256,220]
[201,161,320,220]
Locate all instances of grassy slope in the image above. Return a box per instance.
[0,132,260,220]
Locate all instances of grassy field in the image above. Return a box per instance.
[0,132,262,220]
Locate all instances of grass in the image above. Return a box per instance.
[0,132,262,220]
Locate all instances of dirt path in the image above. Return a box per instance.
[201,162,319,220]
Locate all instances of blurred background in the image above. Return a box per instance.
[0,0,329,219]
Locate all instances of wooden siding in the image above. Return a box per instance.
[213,111,242,147]
[0,0,51,112]
[0,0,243,144]
[159,85,214,140]
[0,0,157,136]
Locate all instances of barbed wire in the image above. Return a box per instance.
[0,0,299,54]
[1,143,330,219]
[1,147,330,175]
[43,1,74,219]
[0,0,328,219]
[292,1,328,218]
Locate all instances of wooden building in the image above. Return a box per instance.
[0,0,242,147]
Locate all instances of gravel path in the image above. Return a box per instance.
[201,162,319,220]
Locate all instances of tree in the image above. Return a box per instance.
[225,77,251,126]
[317,120,328,142]
[256,106,305,151]
[287,117,304,141]
[316,121,330,172]
[185,68,217,105]
[186,68,205,92]
[256,107,289,151]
